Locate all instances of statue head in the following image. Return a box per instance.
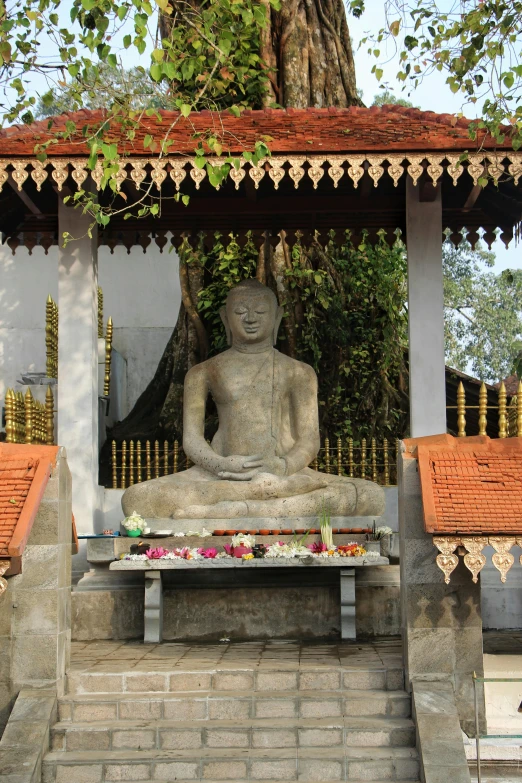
[220,279,283,348]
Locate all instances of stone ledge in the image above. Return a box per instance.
[0,688,56,783]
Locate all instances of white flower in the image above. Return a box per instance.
[174,531,185,538]
[265,542,309,559]
[376,526,393,537]
[187,528,212,538]
[123,553,148,561]
[231,533,255,548]
[122,511,145,531]
[364,550,381,559]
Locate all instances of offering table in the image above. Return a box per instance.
[110,555,389,643]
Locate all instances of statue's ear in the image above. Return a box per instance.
[273,305,284,345]
[220,306,232,346]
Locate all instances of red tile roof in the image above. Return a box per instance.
[0,105,515,157]
[416,436,522,535]
[0,444,58,558]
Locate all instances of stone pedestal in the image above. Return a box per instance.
[399,446,485,736]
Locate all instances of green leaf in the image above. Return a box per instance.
[182,194,190,205]
[151,47,163,62]
[150,63,162,82]
[180,103,191,118]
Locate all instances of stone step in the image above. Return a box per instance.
[51,715,416,752]
[66,667,404,696]
[42,746,420,782]
[58,689,411,722]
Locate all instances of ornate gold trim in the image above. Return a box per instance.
[0,560,9,597]
[1,152,521,194]
[434,535,521,585]
[433,536,461,584]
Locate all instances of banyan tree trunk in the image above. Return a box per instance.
[106,1,363,458]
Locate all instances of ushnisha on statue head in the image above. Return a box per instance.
[220,279,284,351]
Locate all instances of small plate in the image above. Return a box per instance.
[141,531,173,538]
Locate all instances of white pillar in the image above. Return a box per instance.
[406,180,446,437]
[58,200,100,534]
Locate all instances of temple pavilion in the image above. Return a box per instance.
[1,104,522,535]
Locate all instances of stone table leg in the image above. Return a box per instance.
[144,571,163,643]
[340,568,356,640]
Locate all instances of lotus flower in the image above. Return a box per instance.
[232,545,252,558]
[146,547,169,559]
[174,546,192,559]
[198,547,218,559]
[308,542,328,554]
[224,543,234,556]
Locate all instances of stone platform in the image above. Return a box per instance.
[43,637,421,783]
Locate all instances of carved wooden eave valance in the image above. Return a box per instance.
[434,535,522,584]
[0,561,9,595]
[2,151,522,195]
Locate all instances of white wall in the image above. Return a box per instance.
[0,239,181,417]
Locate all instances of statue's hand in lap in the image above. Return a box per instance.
[218,455,286,481]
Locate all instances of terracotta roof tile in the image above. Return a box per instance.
[0,105,515,158]
[416,436,522,535]
[0,455,38,556]
[0,444,59,558]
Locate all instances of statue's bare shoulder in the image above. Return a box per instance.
[275,350,318,386]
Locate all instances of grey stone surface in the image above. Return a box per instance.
[340,568,356,639]
[110,556,388,570]
[412,680,470,783]
[399,450,485,735]
[144,571,163,644]
[122,279,384,520]
[0,449,72,733]
[0,689,56,783]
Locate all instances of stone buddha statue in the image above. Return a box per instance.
[122,279,384,522]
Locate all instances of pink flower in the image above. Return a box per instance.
[278,541,285,546]
[232,545,252,558]
[146,547,169,559]
[224,543,234,555]
[198,547,218,559]
[173,547,191,559]
[308,542,327,553]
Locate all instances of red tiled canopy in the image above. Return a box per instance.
[0,105,514,157]
[417,436,522,535]
[0,444,58,559]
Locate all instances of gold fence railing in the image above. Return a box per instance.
[4,387,55,445]
[45,289,114,396]
[45,295,58,378]
[448,380,522,437]
[108,437,401,489]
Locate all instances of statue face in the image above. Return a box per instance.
[226,292,276,345]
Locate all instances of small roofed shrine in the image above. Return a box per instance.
[2,103,522,535]
[415,434,522,585]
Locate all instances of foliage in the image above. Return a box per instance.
[371,89,414,107]
[35,65,170,117]
[358,0,522,150]
[180,230,409,442]
[443,237,522,382]
[0,0,280,225]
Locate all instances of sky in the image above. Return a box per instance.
[348,0,522,273]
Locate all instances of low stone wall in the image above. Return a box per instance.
[72,565,401,641]
[0,449,72,734]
